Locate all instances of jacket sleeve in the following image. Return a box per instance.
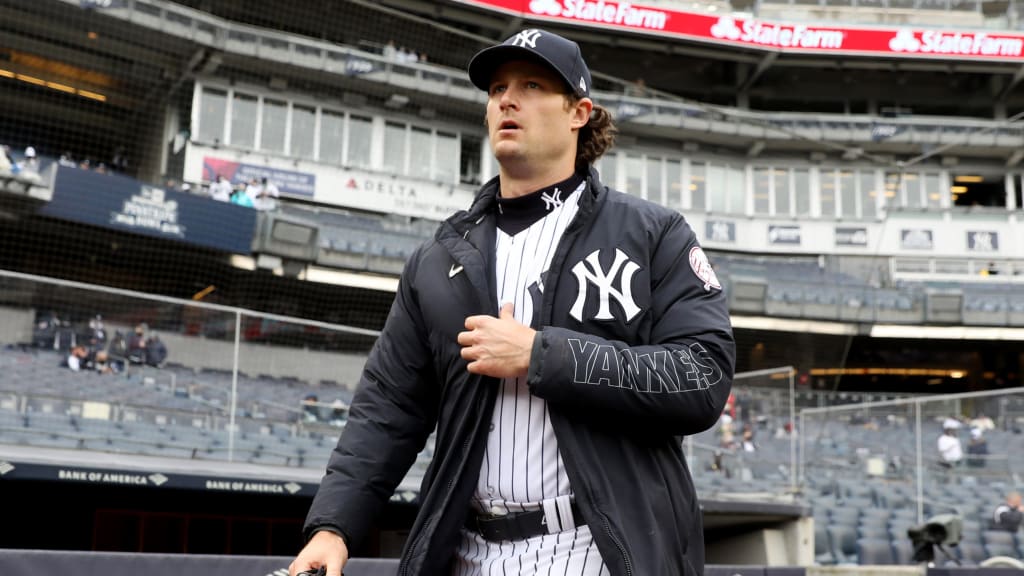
[527,214,735,437]
[303,251,439,547]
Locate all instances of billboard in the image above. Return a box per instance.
[450,0,1024,62]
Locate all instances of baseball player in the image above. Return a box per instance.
[290,29,735,576]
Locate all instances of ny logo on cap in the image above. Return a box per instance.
[510,29,542,48]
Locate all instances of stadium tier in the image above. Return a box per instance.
[3,0,1024,570]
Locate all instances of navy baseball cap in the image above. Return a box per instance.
[468,29,592,99]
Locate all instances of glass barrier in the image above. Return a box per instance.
[0,270,388,473]
[799,388,1024,564]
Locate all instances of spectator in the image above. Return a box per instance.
[106,330,128,373]
[254,176,280,211]
[991,492,1024,532]
[65,345,90,371]
[145,332,168,367]
[741,423,757,452]
[937,418,963,468]
[22,146,38,173]
[0,145,11,175]
[302,393,321,422]
[718,413,736,450]
[230,184,254,208]
[966,427,989,468]
[209,174,232,202]
[88,314,106,347]
[328,399,347,427]
[127,323,148,364]
[58,152,76,168]
[383,40,396,60]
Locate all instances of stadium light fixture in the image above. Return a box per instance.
[953,175,983,183]
[950,185,968,193]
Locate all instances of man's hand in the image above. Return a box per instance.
[458,303,535,378]
[289,530,349,576]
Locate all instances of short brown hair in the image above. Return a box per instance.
[568,96,617,172]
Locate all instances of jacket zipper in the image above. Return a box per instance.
[601,517,634,576]
[397,389,483,576]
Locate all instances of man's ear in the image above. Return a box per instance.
[571,98,594,130]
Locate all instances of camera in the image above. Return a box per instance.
[907,514,963,563]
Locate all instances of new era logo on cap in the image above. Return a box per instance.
[468,29,593,99]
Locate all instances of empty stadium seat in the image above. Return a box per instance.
[857,538,895,565]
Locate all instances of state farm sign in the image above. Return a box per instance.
[530,0,667,29]
[451,0,1024,61]
[710,16,845,49]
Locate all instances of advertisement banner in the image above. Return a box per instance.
[202,157,316,197]
[967,230,999,252]
[768,225,801,245]
[41,166,257,254]
[835,227,868,247]
[449,0,1024,62]
[900,228,934,250]
[705,220,736,243]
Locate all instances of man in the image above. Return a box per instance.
[937,418,963,468]
[290,29,734,576]
[992,492,1023,532]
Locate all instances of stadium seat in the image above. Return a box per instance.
[857,538,895,565]
[815,523,837,564]
[955,542,989,565]
[827,525,859,563]
[892,539,916,565]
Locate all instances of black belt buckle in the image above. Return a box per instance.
[466,503,583,542]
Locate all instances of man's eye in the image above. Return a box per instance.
[490,85,506,95]
[527,81,540,89]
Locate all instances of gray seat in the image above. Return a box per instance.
[857,538,895,565]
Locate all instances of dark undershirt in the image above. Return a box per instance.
[495,173,584,236]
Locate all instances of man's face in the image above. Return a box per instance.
[485,59,590,173]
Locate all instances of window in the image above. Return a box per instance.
[230,93,257,148]
[665,159,682,211]
[598,153,617,189]
[347,115,372,169]
[198,87,227,143]
[903,173,922,208]
[773,168,791,216]
[794,169,810,216]
[725,165,745,214]
[291,105,316,159]
[924,173,942,209]
[859,171,877,220]
[690,162,706,212]
[408,127,432,180]
[383,122,407,174]
[319,110,344,165]
[645,157,662,204]
[260,99,287,153]
[460,134,482,185]
[625,155,644,198]
[839,170,856,217]
[753,167,771,215]
[883,171,902,209]
[820,169,836,218]
[436,132,458,184]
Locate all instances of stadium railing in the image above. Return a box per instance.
[0,268,399,473]
[67,0,1024,155]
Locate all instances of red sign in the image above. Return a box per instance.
[452,0,1024,61]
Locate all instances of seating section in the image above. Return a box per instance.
[2,345,1024,565]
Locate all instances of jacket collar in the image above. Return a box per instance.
[452,165,605,233]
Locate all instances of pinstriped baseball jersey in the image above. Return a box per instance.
[453,180,608,575]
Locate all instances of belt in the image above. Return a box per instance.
[465,502,584,542]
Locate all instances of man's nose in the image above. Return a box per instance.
[499,86,519,110]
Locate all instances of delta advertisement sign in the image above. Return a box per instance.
[453,0,1024,61]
